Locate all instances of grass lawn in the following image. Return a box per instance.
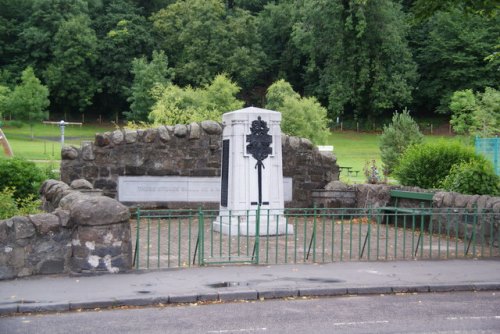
[2,122,461,185]
[2,123,114,161]
[326,131,461,184]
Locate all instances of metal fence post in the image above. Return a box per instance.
[134,207,141,270]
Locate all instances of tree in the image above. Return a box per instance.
[44,15,99,119]
[449,87,500,137]
[471,87,500,137]
[292,0,417,119]
[0,84,10,118]
[265,79,329,144]
[19,0,91,71]
[92,0,154,117]
[257,2,303,91]
[8,67,49,139]
[449,89,477,135]
[151,0,265,89]
[149,74,244,125]
[411,0,498,20]
[411,9,499,114]
[379,109,424,174]
[125,50,174,122]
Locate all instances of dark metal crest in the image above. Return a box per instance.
[246,116,272,205]
[246,116,272,166]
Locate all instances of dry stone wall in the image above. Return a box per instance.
[0,179,132,280]
[314,182,499,246]
[60,121,340,208]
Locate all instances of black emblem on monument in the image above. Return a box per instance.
[246,116,272,205]
[220,139,230,207]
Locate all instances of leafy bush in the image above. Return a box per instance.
[394,141,489,189]
[0,188,18,219]
[449,87,500,137]
[441,160,500,196]
[0,157,47,200]
[149,74,243,124]
[379,109,423,174]
[0,187,41,220]
[266,79,329,144]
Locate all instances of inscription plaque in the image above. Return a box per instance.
[221,139,230,207]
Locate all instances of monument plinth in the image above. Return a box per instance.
[214,107,293,236]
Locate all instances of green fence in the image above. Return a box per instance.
[133,207,499,270]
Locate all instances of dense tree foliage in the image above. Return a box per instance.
[379,109,423,174]
[126,50,174,122]
[410,9,499,114]
[292,0,417,119]
[0,0,497,125]
[266,79,329,144]
[6,67,49,139]
[149,74,243,124]
[450,88,500,137]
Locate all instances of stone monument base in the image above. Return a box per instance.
[213,214,294,236]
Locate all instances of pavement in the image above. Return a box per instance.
[1,259,499,315]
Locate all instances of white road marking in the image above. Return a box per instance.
[446,316,500,321]
[333,320,389,326]
[207,328,267,333]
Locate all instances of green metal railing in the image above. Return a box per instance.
[133,207,499,270]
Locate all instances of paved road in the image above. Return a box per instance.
[2,292,499,334]
[2,260,500,315]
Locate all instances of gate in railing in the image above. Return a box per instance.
[133,207,499,270]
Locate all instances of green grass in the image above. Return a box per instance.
[2,123,462,185]
[2,123,114,160]
[326,131,462,184]
[325,131,380,183]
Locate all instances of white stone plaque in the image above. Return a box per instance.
[118,176,292,203]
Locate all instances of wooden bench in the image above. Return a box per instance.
[378,190,434,214]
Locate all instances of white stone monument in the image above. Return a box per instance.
[213,107,293,236]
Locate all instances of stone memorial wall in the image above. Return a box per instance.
[60,121,339,208]
[0,180,132,280]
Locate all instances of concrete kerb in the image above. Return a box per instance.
[3,283,500,316]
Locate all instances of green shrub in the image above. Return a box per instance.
[0,157,46,200]
[394,141,489,189]
[0,188,18,219]
[379,109,423,174]
[441,160,500,196]
[0,187,41,220]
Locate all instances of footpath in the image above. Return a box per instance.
[1,259,499,315]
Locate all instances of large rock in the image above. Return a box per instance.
[200,120,222,135]
[29,213,60,235]
[69,195,130,226]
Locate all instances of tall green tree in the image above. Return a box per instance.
[92,0,154,117]
[19,0,90,71]
[379,109,424,174]
[266,79,329,144]
[411,9,499,114]
[8,67,49,139]
[149,74,244,125]
[449,89,477,135]
[257,1,303,91]
[292,0,417,120]
[44,15,99,119]
[151,0,265,89]
[126,50,174,122]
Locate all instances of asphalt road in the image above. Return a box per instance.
[1,292,499,334]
